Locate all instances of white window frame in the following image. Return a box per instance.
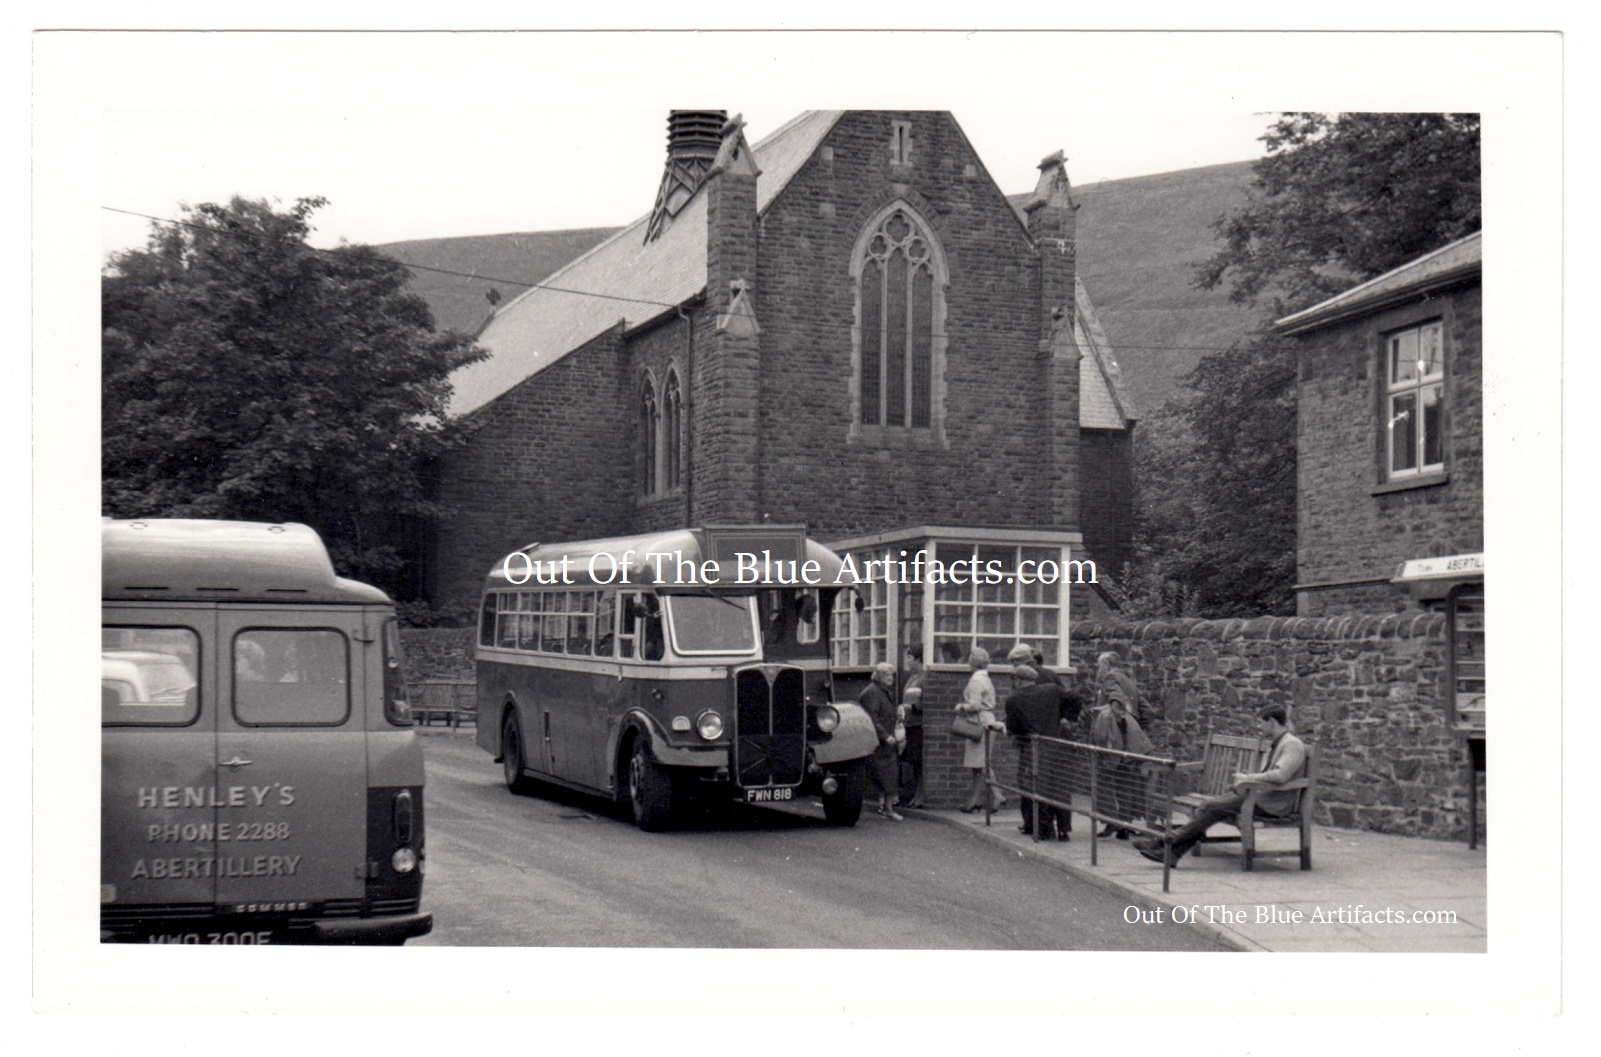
[825,527,1081,673]
[1384,320,1446,480]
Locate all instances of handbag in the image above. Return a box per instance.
[951,714,985,742]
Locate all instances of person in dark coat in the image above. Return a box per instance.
[897,644,926,809]
[1004,662,1074,841]
[859,662,903,821]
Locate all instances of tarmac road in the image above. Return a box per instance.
[410,729,1229,951]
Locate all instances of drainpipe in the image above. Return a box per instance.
[678,304,694,526]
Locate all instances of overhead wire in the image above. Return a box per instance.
[102,206,683,311]
[102,204,1299,355]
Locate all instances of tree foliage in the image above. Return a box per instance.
[1195,112,1481,312]
[102,195,485,599]
[1131,328,1299,617]
[1130,113,1480,617]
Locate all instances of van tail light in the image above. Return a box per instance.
[393,789,414,846]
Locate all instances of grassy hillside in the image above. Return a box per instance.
[388,160,1262,415]
[1034,159,1262,417]
[380,227,620,336]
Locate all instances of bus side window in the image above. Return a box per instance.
[624,594,664,661]
[595,592,617,657]
[569,591,595,655]
[619,593,637,658]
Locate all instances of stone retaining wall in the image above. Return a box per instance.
[1068,613,1479,841]
[400,628,475,683]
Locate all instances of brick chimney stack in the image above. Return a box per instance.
[694,113,764,523]
[1025,150,1082,532]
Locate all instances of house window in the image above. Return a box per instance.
[663,369,683,491]
[640,377,659,494]
[854,206,942,432]
[1385,321,1445,478]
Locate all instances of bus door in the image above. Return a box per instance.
[215,608,367,908]
[101,606,218,916]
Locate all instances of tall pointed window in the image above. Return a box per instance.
[663,369,683,491]
[852,204,945,438]
[639,377,659,495]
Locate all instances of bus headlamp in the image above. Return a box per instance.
[814,704,840,733]
[391,848,418,874]
[696,710,725,740]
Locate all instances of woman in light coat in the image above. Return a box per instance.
[1089,680,1153,837]
[957,647,1005,812]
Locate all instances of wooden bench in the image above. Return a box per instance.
[1173,733,1268,813]
[1233,747,1316,871]
[410,680,477,728]
[1171,733,1316,871]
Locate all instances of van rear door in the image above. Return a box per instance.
[101,607,218,922]
[215,608,368,911]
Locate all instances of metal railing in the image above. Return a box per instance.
[984,733,1182,892]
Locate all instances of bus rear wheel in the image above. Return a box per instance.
[628,736,674,832]
[501,712,535,795]
[822,760,865,826]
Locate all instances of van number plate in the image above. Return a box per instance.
[744,787,794,803]
[146,930,275,944]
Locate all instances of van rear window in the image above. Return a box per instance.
[102,627,200,726]
[233,629,350,725]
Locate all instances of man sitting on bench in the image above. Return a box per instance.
[1134,704,1307,868]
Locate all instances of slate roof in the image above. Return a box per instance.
[448,111,844,417]
[1075,276,1137,428]
[1274,231,1482,335]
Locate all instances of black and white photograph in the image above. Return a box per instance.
[32,22,1567,1034]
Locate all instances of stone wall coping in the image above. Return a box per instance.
[1071,612,1446,642]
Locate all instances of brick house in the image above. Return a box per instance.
[426,110,1137,805]
[1275,231,1482,619]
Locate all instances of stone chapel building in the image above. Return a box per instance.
[429,111,1135,701]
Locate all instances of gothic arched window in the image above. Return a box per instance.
[639,376,660,495]
[852,204,946,437]
[663,369,683,491]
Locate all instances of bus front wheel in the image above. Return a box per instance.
[628,736,674,832]
[501,712,536,795]
[822,760,865,826]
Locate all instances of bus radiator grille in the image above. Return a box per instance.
[734,667,806,787]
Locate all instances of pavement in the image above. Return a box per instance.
[908,803,1486,952]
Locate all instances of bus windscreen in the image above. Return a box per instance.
[664,593,757,655]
